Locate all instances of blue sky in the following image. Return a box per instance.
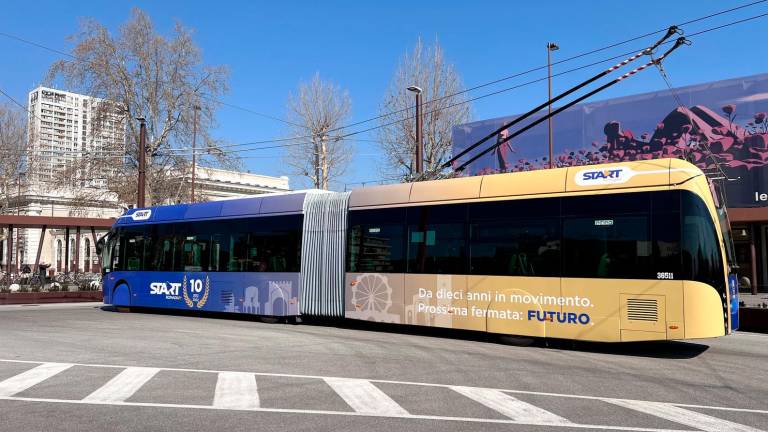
[1,0,767,190]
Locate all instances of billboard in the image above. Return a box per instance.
[452,73,768,208]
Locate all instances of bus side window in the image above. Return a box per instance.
[468,197,561,277]
[406,204,467,274]
[561,194,652,279]
[347,208,406,273]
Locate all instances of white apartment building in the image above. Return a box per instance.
[0,87,127,272]
[0,86,292,274]
[27,86,126,187]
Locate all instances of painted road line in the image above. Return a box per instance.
[2,359,767,417]
[451,385,572,424]
[324,377,408,416]
[213,372,260,409]
[0,362,72,397]
[83,367,160,403]
[0,395,693,432]
[607,399,763,432]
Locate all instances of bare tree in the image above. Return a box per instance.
[0,104,28,214]
[377,37,471,180]
[284,73,352,190]
[48,8,232,206]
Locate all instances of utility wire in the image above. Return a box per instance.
[0,31,304,130]
[166,8,768,154]
[4,9,767,162]
[321,0,768,134]
[1,0,766,144]
[652,59,732,180]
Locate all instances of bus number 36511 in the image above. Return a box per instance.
[656,272,674,280]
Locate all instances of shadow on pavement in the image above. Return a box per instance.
[99,306,709,359]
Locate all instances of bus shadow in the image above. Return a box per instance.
[546,339,710,359]
[100,306,709,359]
[303,317,711,359]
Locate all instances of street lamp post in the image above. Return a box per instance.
[191,106,200,203]
[137,117,147,208]
[407,86,423,176]
[547,42,559,169]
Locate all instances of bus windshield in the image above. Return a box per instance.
[100,230,118,274]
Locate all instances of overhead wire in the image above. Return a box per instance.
[165,8,768,154]
[1,0,766,149]
[321,0,768,134]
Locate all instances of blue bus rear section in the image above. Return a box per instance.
[104,271,301,315]
[102,191,347,317]
[115,193,306,226]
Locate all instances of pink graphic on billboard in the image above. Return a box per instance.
[452,73,768,207]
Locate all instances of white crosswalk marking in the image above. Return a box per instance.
[451,386,572,424]
[213,372,260,409]
[0,359,764,431]
[607,399,762,432]
[0,363,72,397]
[83,367,160,403]
[324,377,408,416]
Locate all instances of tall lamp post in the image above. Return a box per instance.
[547,42,559,169]
[136,117,146,208]
[191,105,200,203]
[407,86,423,176]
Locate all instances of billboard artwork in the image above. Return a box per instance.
[452,73,768,207]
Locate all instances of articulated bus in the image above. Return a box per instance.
[99,159,739,342]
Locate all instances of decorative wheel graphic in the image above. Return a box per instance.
[351,274,392,313]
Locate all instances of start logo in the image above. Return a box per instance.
[575,166,631,186]
[150,282,182,300]
[131,210,152,221]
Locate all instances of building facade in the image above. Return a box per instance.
[453,73,768,293]
[172,166,290,202]
[27,86,125,187]
[0,87,292,275]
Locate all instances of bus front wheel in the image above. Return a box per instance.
[112,283,131,308]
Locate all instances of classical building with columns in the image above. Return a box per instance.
[1,86,291,274]
[0,168,290,274]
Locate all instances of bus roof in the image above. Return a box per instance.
[116,190,312,226]
[115,159,705,226]
[349,158,704,208]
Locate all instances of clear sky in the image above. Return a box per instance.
[1,0,767,190]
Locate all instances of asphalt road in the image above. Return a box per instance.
[0,302,766,432]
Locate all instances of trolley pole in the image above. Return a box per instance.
[547,42,559,169]
[137,117,147,208]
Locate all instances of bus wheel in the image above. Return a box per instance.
[112,283,131,308]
